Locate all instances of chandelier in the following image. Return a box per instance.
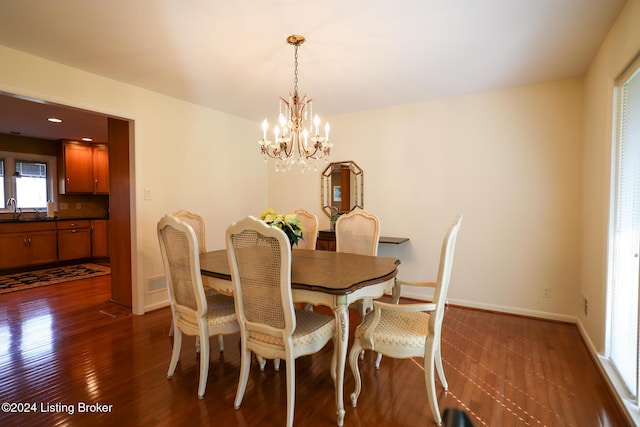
[259,35,331,172]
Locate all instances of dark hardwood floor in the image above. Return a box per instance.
[0,276,630,426]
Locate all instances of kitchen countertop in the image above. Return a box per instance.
[0,216,109,223]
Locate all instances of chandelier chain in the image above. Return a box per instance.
[293,44,299,95]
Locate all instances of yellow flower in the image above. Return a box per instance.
[258,209,304,246]
[260,208,278,223]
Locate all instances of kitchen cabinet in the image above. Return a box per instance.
[59,142,93,193]
[92,145,109,194]
[58,141,109,194]
[0,222,58,269]
[91,219,109,257]
[57,220,91,261]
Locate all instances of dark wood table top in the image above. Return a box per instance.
[200,249,400,296]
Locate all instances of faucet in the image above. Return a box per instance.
[6,198,20,219]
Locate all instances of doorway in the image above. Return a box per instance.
[0,93,134,309]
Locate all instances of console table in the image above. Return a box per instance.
[315,229,409,251]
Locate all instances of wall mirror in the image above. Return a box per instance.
[321,161,363,217]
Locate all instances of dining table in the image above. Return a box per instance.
[199,248,400,426]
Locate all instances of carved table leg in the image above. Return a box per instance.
[333,299,348,426]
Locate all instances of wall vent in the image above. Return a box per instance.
[147,275,166,293]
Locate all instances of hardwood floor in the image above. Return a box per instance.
[0,276,630,426]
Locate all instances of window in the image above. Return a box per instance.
[608,55,640,404]
[0,152,57,213]
[15,160,48,208]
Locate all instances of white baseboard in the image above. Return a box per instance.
[400,287,578,323]
[145,299,169,312]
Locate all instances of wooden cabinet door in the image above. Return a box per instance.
[92,145,109,194]
[316,230,337,251]
[27,230,58,265]
[63,143,93,193]
[91,220,109,257]
[0,233,28,269]
[58,228,91,261]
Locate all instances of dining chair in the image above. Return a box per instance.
[172,209,208,253]
[335,208,380,256]
[348,215,462,426]
[293,208,318,250]
[226,216,336,427]
[157,214,240,399]
[335,209,381,325]
[171,210,234,352]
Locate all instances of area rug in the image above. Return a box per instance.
[0,263,111,295]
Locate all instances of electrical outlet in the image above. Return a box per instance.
[542,287,551,298]
[59,203,68,210]
[75,203,82,209]
[144,188,152,201]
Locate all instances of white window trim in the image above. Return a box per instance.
[0,151,57,213]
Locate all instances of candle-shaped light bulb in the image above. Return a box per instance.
[324,122,330,141]
[279,113,286,128]
[314,114,320,135]
[262,119,268,140]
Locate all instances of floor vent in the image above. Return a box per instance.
[147,275,166,292]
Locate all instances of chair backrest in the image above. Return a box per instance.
[173,210,207,254]
[226,216,295,341]
[157,214,208,323]
[335,209,380,256]
[294,208,318,250]
[430,215,463,336]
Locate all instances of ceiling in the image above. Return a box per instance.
[0,0,627,142]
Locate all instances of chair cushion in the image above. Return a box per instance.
[355,309,430,348]
[250,309,334,348]
[179,293,237,329]
[204,294,237,328]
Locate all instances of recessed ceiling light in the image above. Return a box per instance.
[48,117,63,123]
[82,137,93,142]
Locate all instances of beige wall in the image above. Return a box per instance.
[0,45,268,314]
[269,79,583,321]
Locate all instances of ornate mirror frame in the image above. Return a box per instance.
[321,161,363,218]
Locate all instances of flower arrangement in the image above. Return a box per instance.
[259,208,303,247]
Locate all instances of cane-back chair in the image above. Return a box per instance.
[226,216,336,427]
[349,215,463,426]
